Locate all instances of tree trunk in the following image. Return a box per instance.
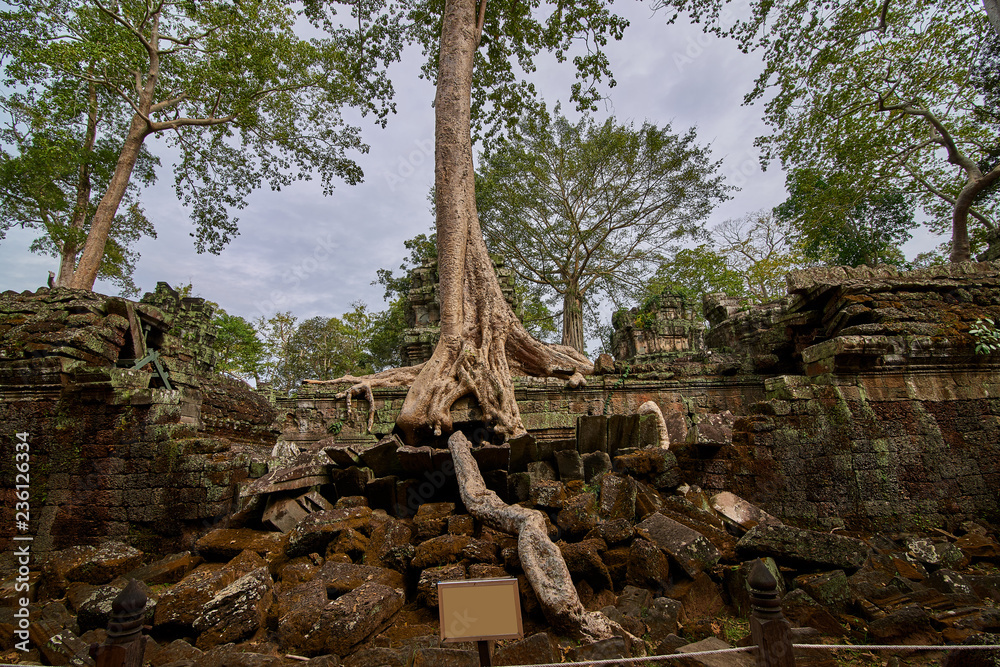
[448,430,616,640]
[986,0,1000,37]
[394,0,592,443]
[561,290,585,353]
[68,114,149,289]
[951,166,1000,263]
[58,80,99,287]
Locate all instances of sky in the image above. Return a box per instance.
[0,2,944,331]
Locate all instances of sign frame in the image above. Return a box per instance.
[437,578,524,644]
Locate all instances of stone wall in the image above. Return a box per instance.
[0,285,277,557]
[681,262,1000,532]
[283,261,1000,533]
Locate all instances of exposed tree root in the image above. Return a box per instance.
[448,430,620,641]
[637,400,671,449]
[303,364,425,434]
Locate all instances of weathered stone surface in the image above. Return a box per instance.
[528,479,566,509]
[566,636,629,662]
[414,502,456,540]
[668,572,724,623]
[637,513,721,577]
[190,644,290,667]
[418,564,466,607]
[411,647,479,667]
[492,633,557,666]
[154,550,265,630]
[195,529,288,562]
[555,492,599,538]
[315,561,405,596]
[626,538,670,590]
[193,566,275,649]
[412,535,472,568]
[126,552,202,586]
[582,451,612,482]
[151,638,203,665]
[599,474,636,520]
[342,647,409,667]
[673,637,753,667]
[710,491,781,530]
[646,597,683,644]
[558,539,612,591]
[736,524,870,570]
[286,507,373,558]
[554,449,584,481]
[587,518,635,545]
[868,606,939,645]
[926,569,979,603]
[364,516,413,568]
[781,588,846,637]
[40,542,144,594]
[279,582,403,657]
[794,570,850,612]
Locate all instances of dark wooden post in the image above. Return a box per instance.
[89,579,147,667]
[477,639,492,666]
[749,559,795,667]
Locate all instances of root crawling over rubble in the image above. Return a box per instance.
[448,430,619,641]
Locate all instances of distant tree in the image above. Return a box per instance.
[774,169,916,268]
[255,312,299,395]
[1,0,375,289]
[645,244,747,312]
[714,210,804,301]
[212,311,264,383]
[643,210,802,313]
[476,111,728,352]
[0,83,159,295]
[654,0,1000,262]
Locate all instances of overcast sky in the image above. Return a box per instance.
[0,3,943,329]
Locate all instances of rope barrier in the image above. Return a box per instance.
[498,646,755,667]
[792,643,1000,652]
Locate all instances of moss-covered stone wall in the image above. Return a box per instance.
[0,285,277,557]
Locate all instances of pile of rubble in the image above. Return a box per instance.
[4,432,1000,667]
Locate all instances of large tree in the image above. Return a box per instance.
[475,111,727,353]
[655,0,1000,262]
[0,80,159,295]
[1,0,377,289]
[774,169,916,268]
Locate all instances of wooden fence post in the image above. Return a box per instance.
[89,579,147,667]
[749,559,795,667]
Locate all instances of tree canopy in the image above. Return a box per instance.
[774,169,916,268]
[654,0,1000,262]
[1,0,375,289]
[475,111,727,352]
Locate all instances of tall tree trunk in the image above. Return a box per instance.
[394,0,592,443]
[986,0,1000,37]
[58,80,99,287]
[68,13,160,290]
[951,167,1000,263]
[68,114,149,289]
[561,289,585,353]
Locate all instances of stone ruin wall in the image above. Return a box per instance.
[0,284,277,558]
[280,261,1000,533]
[3,262,1000,558]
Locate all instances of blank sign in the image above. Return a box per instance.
[438,578,524,642]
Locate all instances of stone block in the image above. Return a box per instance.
[710,491,782,530]
[583,451,612,482]
[193,566,275,649]
[637,513,721,577]
[554,448,584,481]
[598,473,636,520]
[286,507,373,558]
[492,632,557,665]
[411,648,479,667]
[736,524,870,571]
[626,538,670,590]
[577,415,608,455]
